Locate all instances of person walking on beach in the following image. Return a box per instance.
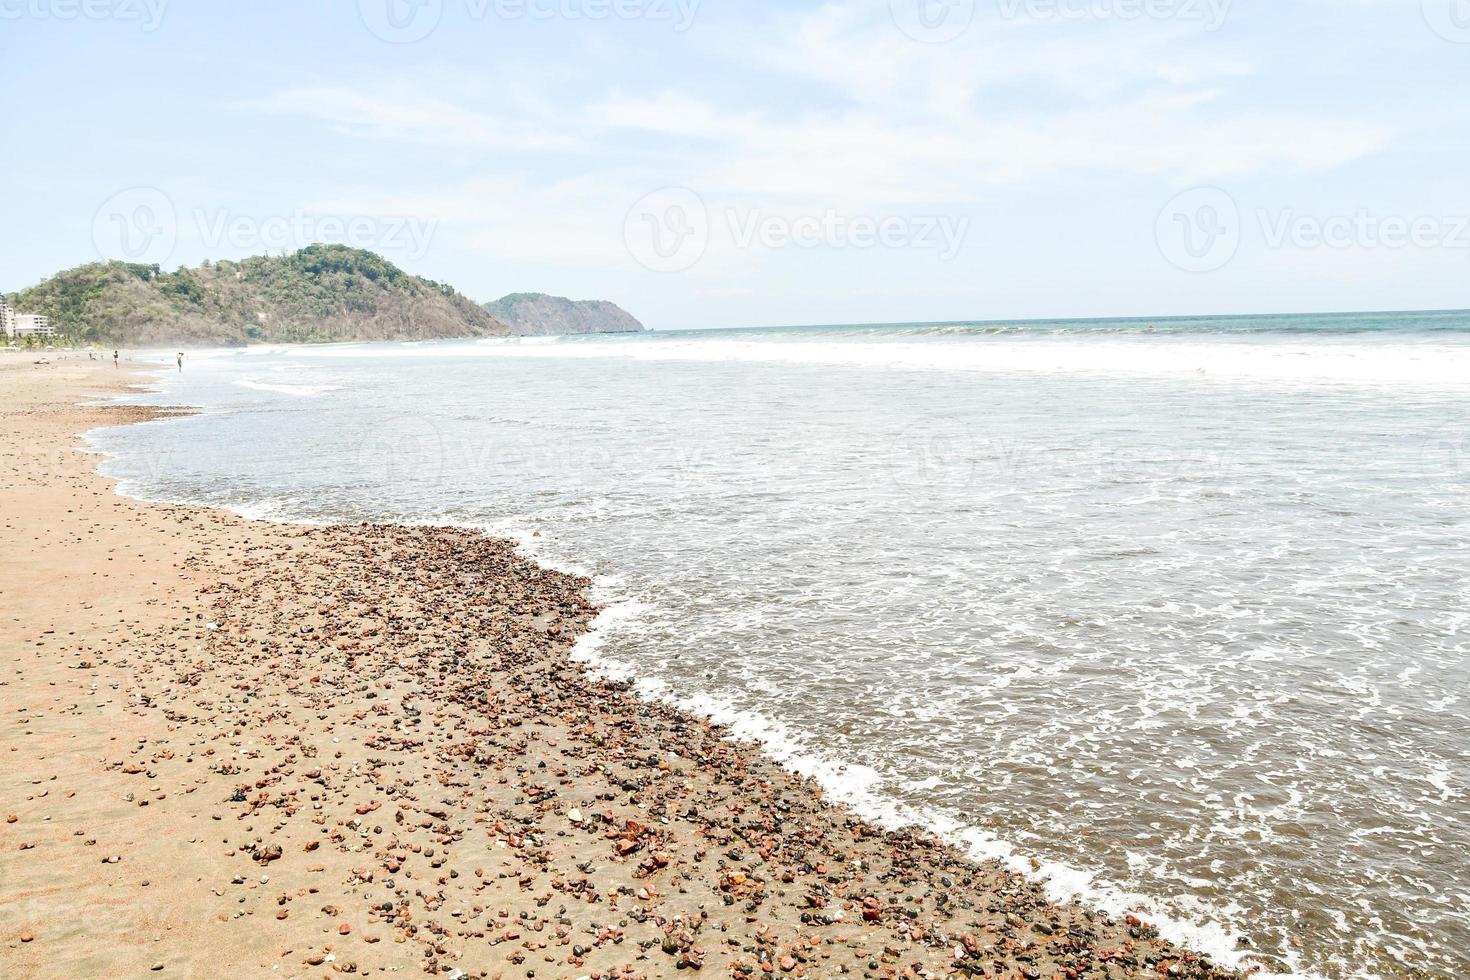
[113,350,119,368]
[177,352,184,372]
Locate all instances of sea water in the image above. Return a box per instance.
[91,311,1470,978]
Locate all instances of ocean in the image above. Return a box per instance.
[90,311,1470,979]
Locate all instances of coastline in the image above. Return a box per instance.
[0,358,1247,979]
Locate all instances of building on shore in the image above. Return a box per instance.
[2,300,54,341]
[14,314,54,340]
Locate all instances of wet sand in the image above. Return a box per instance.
[0,357,1246,979]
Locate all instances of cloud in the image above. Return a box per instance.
[241,0,1398,306]
[245,1,1393,206]
[241,85,581,153]
[597,0,1393,201]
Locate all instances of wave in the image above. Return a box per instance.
[94,348,1455,979]
[297,332,1470,387]
[565,584,1316,980]
[233,378,342,397]
[476,334,564,346]
[84,425,1316,978]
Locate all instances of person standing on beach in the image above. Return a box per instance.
[177,352,184,372]
[113,350,119,368]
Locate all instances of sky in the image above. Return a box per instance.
[2,0,1468,329]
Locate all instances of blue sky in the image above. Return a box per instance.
[2,0,1468,329]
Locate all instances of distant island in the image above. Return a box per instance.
[484,292,645,336]
[3,246,644,346]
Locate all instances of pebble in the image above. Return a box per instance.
[0,414,1247,980]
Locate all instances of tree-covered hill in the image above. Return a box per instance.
[484,292,645,336]
[5,246,509,345]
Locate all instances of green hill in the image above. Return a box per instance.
[5,246,509,345]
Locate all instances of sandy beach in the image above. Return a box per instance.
[0,357,1246,980]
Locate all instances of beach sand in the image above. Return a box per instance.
[0,358,1246,979]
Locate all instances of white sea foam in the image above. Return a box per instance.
[234,378,342,397]
[297,333,1470,386]
[91,324,1470,979]
[564,600,1312,978]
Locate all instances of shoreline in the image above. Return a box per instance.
[1,358,1249,979]
[79,362,1283,979]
